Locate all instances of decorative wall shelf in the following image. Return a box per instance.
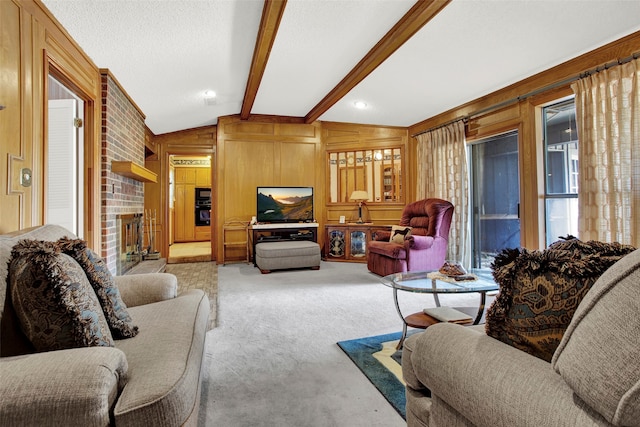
[111,161,157,183]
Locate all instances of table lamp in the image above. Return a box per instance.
[350,190,369,224]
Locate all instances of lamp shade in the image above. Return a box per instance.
[350,190,369,201]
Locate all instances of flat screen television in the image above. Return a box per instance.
[257,186,314,223]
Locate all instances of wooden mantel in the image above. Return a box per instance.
[111,161,158,183]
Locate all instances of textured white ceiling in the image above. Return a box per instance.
[42,0,640,135]
[251,0,415,117]
[319,0,640,126]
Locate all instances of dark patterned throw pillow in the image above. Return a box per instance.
[57,237,139,339]
[8,239,114,351]
[486,239,635,362]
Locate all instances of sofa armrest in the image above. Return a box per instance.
[115,273,178,307]
[411,323,609,426]
[0,347,128,426]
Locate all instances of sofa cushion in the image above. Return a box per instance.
[58,237,139,338]
[8,239,114,351]
[486,240,635,362]
[390,225,412,244]
[552,248,640,426]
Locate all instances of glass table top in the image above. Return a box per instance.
[381,269,498,293]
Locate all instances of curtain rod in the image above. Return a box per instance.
[411,50,640,138]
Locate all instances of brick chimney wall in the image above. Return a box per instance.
[100,71,146,274]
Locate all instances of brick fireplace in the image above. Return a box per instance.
[101,70,146,274]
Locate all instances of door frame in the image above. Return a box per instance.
[45,55,100,250]
[161,148,216,261]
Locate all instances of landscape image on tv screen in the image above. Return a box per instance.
[257,187,313,223]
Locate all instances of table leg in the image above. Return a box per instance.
[473,291,487,325]
[392,287,409,350]
[432,293,441,307]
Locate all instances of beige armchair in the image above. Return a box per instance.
[402,248,640,427]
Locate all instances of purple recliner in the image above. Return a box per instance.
[367,198,454,276]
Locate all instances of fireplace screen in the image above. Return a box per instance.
[116,213,143,275]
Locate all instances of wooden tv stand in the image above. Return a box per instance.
[248,223,319,265]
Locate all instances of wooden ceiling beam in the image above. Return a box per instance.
[241,0,287,120]
[304,0,451,124]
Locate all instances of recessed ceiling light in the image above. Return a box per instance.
[204,90,217,106]
[354,101,368,109]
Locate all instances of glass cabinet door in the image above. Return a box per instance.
[327,228,346,259]
[349,230,367,259]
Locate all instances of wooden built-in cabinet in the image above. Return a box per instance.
[173,166,211,242]
[174,182,194,242]
[324,224,392,262]
[195,168,211,186]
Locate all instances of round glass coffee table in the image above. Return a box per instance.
[381,270,499,349]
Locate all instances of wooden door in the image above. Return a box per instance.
[174,184,186,241]
[184,184,196,240]
[174,183,196,242]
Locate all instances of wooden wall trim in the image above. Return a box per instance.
[1,1,102,249]
[22,0,98,73]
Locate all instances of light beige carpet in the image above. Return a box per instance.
[165,261,218,329]
[200,261,490,426]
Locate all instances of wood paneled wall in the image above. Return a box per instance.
[322,122,410,225]
[210,117,410,261]
[215,115,323,259]
[0,0,101,251]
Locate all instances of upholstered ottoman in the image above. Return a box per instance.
[255,241,321,274]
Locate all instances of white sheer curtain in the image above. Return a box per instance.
[571,57,639,247]
[415,120,470,267]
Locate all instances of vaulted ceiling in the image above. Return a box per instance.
[41,0,640,135]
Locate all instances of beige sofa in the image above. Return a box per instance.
[402,248,640,427]
[0,225,210,426]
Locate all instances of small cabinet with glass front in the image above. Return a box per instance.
[324,224,391,262]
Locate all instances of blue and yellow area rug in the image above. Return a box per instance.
[337,331,412,419]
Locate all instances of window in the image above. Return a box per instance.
[470,130,521,268]
[327,148,403,204]
[543,99,578,246]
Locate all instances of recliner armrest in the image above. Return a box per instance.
[115,273,178,307]
[0,347,128,426]
[411,323,608,426]
[406,234,434,250]
[372,230,391,241]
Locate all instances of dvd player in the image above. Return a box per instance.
[259,235,282,241]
